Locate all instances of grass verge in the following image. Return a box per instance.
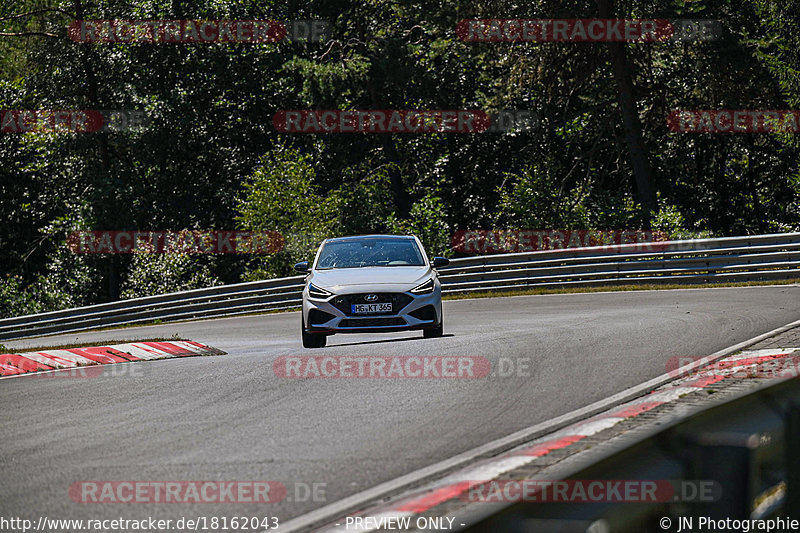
[443,278,800,300]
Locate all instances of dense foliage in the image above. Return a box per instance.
[1,0,798,317]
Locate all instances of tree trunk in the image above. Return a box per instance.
[366,80,412,219]
[74,0,120,301]
[596,0,657,222]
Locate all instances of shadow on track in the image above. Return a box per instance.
[327,334,455,348]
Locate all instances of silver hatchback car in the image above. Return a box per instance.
[294,235,449,348]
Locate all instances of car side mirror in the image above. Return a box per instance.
[432,257,450,268]
[294,261,309,273]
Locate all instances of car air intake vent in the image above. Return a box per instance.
[339,317,406,328]
[409,305,436,322]
[309,309,336,325]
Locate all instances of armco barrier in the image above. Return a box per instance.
[1,232,799,340]
[461,376,800,532]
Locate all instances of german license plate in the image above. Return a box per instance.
[351,303,392,314]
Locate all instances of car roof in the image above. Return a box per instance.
[324,234,417,243]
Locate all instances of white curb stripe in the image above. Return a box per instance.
[30,350,96,366]
[18,352,74,368]
[550,417,624,439]
[111,343,169,360]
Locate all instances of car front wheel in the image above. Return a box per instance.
[423,316,443,338]
[302,319,327,348]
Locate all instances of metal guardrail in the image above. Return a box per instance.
[1,232,799,341]
[461,376,800,532]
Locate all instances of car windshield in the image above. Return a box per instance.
[315,238,425,269]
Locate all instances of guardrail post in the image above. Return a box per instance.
[687,432,758,519]
[787,403,800,518]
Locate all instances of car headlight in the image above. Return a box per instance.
[307,283,333,299]
[410,278,435,295]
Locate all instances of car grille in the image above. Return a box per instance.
[331,293,413,316]
[338,317,407,328]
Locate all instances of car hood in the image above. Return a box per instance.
[310,266,431,291]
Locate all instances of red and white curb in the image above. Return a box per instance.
[313,347,800,532]
[0,341,226,378]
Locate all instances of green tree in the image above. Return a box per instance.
[236,144,337,278]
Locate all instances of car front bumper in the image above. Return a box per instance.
[302,286,442,334]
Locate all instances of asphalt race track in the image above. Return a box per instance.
[2,286,799,527]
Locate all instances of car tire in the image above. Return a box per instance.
[423,317,443,338]
[302,319,327,348]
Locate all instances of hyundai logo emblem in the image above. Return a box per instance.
[364,294,378,302]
